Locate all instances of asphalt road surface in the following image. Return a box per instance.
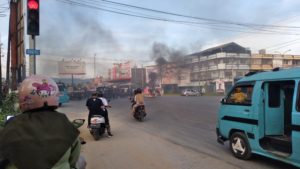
[58,96,298,169]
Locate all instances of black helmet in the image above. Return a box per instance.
[136,88,142,94]
[97,91,104,97]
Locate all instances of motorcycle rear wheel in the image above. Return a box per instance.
[92,129,100,140]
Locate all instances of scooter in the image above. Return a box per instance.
[71,119,87,169]
[89,114,106,140]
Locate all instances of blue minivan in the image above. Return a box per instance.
[217,68,300,167]
[57,83,70,106]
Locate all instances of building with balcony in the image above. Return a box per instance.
[185,42,251,93]
[251,50,300,71]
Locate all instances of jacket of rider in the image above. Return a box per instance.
[0,110,81,169]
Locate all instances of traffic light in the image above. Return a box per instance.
[27,0,39,36]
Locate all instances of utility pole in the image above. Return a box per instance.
[10,0,18,90]
[33,35,36,74]
[0,40,3,101]
[6,27,11,94]
[94,53,96,78]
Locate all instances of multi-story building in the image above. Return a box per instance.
[251,50,300,71]
[185,42,251,93]
[144,44,300,94]
[131,67,146,89]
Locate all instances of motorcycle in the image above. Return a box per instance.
[129,97,146,122]
[134,105,146,122]
[89,114,106,140]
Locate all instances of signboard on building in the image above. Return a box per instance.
[215,79,225,93]
[58,60,86,75]
[161,65,178,85]
[110,61,132,80]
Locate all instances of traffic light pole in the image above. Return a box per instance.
[33,35,36,75]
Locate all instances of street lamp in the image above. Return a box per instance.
[274,49,292,68]
[0,42,3,102]
[274,49,291,55]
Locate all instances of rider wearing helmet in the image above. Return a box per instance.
[0,75,82,169]
[131,88,144,115]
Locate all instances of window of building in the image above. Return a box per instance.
[252,59,261,65]
[236,71,244,77]
[219,71,225,78]
[283,60,291,65]
[262,59,272,65]
[225,71,232,78]
[211,71,219,78]
[293,60,300,66]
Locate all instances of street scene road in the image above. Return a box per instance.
[59,96,298,169]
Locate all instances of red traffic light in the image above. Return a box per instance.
[28,0,39,10]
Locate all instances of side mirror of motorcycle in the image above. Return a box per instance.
[72,119,85,129]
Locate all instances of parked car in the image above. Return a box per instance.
[181,89,200,96]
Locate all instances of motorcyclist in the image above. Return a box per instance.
[86,92,104,127]
[0,75,83,169]
[97,92,113,137]
[131,88,145,115]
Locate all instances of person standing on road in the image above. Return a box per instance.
[0,75,82,169]
[86,92,104,127]
[98,92,113,137]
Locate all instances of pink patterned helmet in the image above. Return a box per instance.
[19,75,59,112]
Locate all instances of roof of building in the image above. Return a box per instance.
[238,67,300,82]
[188,42,251,57]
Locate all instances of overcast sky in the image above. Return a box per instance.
[1,0,300,78]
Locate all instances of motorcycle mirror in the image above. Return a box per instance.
[6,115,14,121]
[72,119,85,128]
[4,115,15,126]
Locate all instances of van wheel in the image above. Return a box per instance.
[229,132,252,160]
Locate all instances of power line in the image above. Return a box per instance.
[100,0,300,29]
[55,0,300,35]
[269,41,300,51]
[84,0,300,34]
[265,38,300,49]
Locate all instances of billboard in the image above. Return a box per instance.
[58,61,86,75]
[110,61,131,80]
